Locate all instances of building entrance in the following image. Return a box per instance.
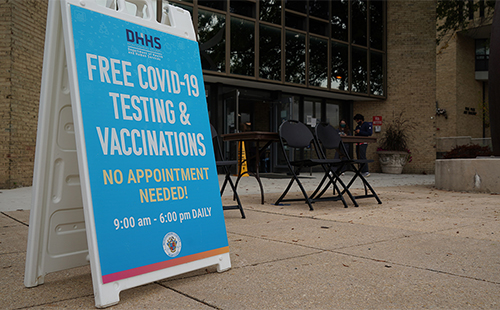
[221,88,276,173]
[207,84,349,174]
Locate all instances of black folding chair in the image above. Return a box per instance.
[211,125,245,218]
[311,123,358,207]
[314,122,382,206]
[274,120,350,210]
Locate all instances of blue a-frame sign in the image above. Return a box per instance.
[25,0,230,307]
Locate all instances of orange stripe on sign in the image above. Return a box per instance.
[101,246,230,284]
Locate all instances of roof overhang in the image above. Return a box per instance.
[459,24,492,39]
[203,74,383,102]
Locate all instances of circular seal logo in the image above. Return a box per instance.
[163,232,181,257]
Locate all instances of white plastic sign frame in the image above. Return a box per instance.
[25,0,230,307]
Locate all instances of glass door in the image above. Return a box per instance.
[223,89,239,163]
[273,95,299,172]
[223,89,239,134]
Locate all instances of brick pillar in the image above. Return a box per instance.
[354,0,437,174]
[0,0,47,188]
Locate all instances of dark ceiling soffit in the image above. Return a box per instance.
[203,75,382,102]
[459,24,492,39]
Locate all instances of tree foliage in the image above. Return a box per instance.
[436,0,496,45]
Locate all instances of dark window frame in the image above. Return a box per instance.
[169,0,386,99]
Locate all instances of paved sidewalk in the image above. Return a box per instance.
[219,171,435,197]
[0,172,434,212]
[1,173,500,309]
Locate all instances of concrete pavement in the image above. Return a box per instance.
[0,172,435,212]
[1,173,500,309]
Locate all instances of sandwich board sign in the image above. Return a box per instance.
[24,0,230,307]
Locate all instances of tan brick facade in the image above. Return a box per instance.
[353,0,437,174]
[437,33,490,140]
[2,0,482,187]
[436,33,458,138]
[0,0,47,188]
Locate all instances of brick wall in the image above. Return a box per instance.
[0,0,47,188]
[436,1,492,141]
[436,33,458,138]
[455,34,488,138]
[0,0,13,188]
[0,0,473,185]
[353,0,437,174]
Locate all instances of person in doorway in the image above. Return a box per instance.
[338,119,350,136]
[353,114,372,177]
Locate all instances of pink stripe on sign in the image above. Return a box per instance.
[101,246,230,284]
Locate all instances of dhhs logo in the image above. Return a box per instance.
[126,29,161,49]
[163,232,181,257]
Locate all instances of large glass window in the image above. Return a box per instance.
[370,0,384,50]
[309,18,328,36]
[285,11,307,30]
[285,0,307,14]
[260,0,281,24]
[475,39,489,71]
[351,0,367,46]
[309,0,329,20]
[198,0,225,11]
[259,24,282,81]
[230,17,255,76]
[351,46,368,93]
[370,51,384,96]
[331,41,348,91]
[230,0,255,18]
[285,31,306,84]
[178,0,386,98]
[198,9,226,72]
[309,36,328,88]
[331,0,349,42]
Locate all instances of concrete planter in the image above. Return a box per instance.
[435,158,500,194]
[377,151,409,174]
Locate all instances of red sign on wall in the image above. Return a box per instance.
[373,116,383,126]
